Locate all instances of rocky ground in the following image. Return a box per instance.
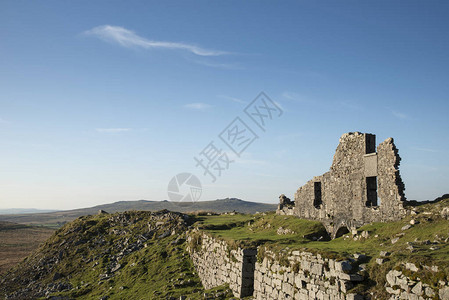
[0,210,232,299]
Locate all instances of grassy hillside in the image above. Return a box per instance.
[0,210,233,299]
[0,198,276,228]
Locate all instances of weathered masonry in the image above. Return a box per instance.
[187,232,365,299]
[187,232,448,299]
[187,231,256,298]
[277,132,407,238]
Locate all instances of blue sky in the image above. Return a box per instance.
[1,1,448,209]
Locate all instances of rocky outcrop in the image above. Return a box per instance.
[385,263,449,300]
[0,210,198,299]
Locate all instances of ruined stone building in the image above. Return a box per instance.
[277,132,407,238]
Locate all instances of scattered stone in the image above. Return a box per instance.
[276,227,295,235]
[410,219,420,225]
[353,253,366,261]
[440,287,449,300]
[391,236,399,243]
[405,263,419,272]
[441,207,449,220]
[425,287,435,297]
[376,258,386,265]
[411,282,423,295]
[379,251,391,257]
[111,264,121,273]
[401,224,412,230]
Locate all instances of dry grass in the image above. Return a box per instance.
[0,221,54,274]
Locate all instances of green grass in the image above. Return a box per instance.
[195,212,328,248]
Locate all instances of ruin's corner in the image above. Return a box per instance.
[277,132,407,238]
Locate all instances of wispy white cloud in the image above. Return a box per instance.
[0,117,10,124]
[84,25,228,56]
[183,103,211,110]
[217,95,247,104]
[392,111,408,119]
[96,128,131,133]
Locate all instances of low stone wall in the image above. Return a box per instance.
[254,248,364,300]
[187,233,448,299]
[385,263,449,300]
[187,232,256,298]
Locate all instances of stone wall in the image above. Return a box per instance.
[187,231,256,298]
[278,132,407,238]
[188,233,449,299]
[254,248,364,300]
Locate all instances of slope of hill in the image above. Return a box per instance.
[0,210,233,299]
[0,198,277,228]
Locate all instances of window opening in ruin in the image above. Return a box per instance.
[366,176,378,207]
[335,226,349,238]
[365,134,376,154]
[313,182,322,208]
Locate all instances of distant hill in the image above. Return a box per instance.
[0,198,277,227]
[0,208,56,214]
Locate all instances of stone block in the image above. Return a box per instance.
[346,294,364,300]
[311,263,324,276]
[335,261,352,272]
[405,262,419,272]
[411,282,423,296]
[440,287,449,300]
